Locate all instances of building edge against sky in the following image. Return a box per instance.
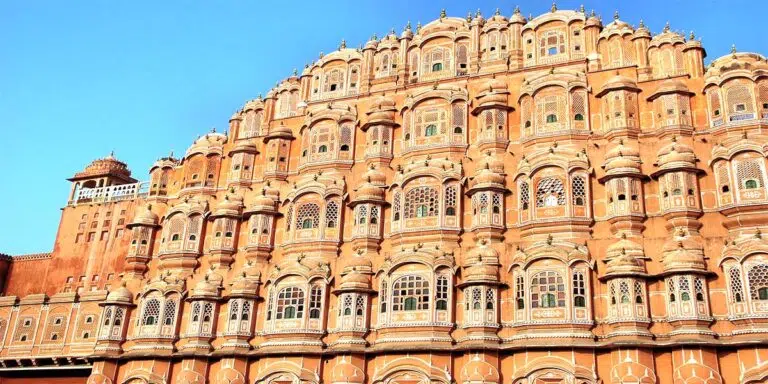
[2,3,768,384]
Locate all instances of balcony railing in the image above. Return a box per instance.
[70,182,149,205]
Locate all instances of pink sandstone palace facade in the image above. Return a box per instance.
[3,4,768,384]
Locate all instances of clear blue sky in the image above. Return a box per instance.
[1,1,766,255]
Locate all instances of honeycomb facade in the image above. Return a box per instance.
[3,5,768,384]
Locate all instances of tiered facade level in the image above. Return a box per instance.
[4,5,768,384]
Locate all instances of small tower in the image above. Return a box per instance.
[125,205,160,278]
[95,283,134,355]
[67,153,136,205]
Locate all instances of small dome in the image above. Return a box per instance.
[471,166,506,190]
[465,241,500,265]
[265,123,294,142]
[190,273,222,299]
[229,273,260,298]
[464,263,499,283]
[648,79,692,100]
[339,255,373,291]
[229,141,258,156]
[656,141,697,170]
[229,110,242,121]
[509,7,526,24]
[247,190,278,215]
[597,74,640,96]
[603,141,641,175]
[340,272,370,290]
[72,152,133,181]
[475,79,510,107]
[354,182,385,203]
[243,97,264,112]
[605,236,646,276]
[105,284,133,305]
[461,355,500,383]
[361,166,387,186]
[185,131,227,158]
[211,194,244,218]
[128,205,159,228]
[661,231,707,273]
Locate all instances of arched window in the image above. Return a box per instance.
[728,266,744,303]
[425,124,437,137]
[531,271,565,308]
[432,63,443,72]
[309,284,323,319]
[392,275,430,311]
[162,300,177,326]
[436,275,449,310]
[516,275,525,309]
[519,182,530,210]
[142,299,160,326]
[404,186,438,218]
[572,176,587,206]
[748,264,768,301]
[325,200,339,228]
[536,177,566,207]
[746,179,759,189]
[276,287,305,320]
[295,203,320,229]
[574,113,584,121]
[546,114,558,123]
[573,272,586,307]
[318,145,328,153]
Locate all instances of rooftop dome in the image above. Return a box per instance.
[245,189,278,216]
[264,123,295,142]
[70,152,134,183]
[229,140,259,156]
[599,12,634,40]
[361,166,387,186]
[354,181,386,203]
[339,255,373,291]
[509,6,526,24]
[185,131,227,158]
[605,235,646,277]
[190,272,223,300]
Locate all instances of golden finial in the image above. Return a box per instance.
[614,10,619,20]
[638,19,645,28]
[319,51,324,58]
[579,4,585,13]
[551,1,557,12]
[405,20,411,32]
[339,39,346,49]
[495,8,500,16]
[416,21,422,32]
[689,31,695,40]
[663,21,670,33]
[466,11,472,22]
[440,9,446,19]
[590,9,595,17]
[475,8,481,18]
[731,44,737,54]
[371,33,378,41]
[514,5,521,14]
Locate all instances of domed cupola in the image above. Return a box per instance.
[72,152,134,182]
[462,240,501,285]
[189,271,223,300]
[604,234,647,278]
[104,283,133,306]
[601,139,643,179]
[210,193,244,219]
[338,254,373,292]
[599,11,634,40]
[653,139,698,176]
[229,271,261,299]
[185,130,227,158]
[633,19,650,39]
[661,230,707,274]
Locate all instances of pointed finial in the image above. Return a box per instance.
[551,1,557,12]
[372,32,378,41]
[405,20,412,32]
[108,150,115,158]
[466,11,472,22]
[475,8,481,17]
[495,8,500,16]
[339,39,346,49]
[169,150,174,158]
[689,31,695,40]
[211,127,216,133]
[293,68,298,76]
[590,9,595,17]
[440,8,446,19]
[731,44,737,54]
[579,4,585,13]
[389,27,395,35]
[514,5,521,14]
[416,21,421,32]
[638,19,645,28]
[614,10,619,20]
[319,51,324,58]
[663,21,670,33]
